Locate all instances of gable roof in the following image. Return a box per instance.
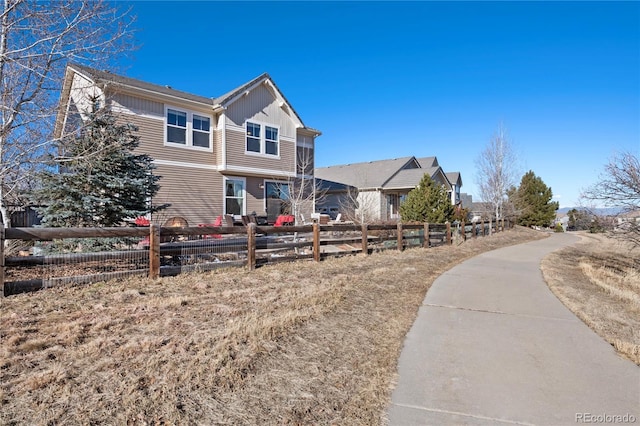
[68,63,215,105]
[417,156,438,168]
[63,63,320,134]
[445,172,462,187]
[213,73,311,130]
[384,167,444,190]
[316,155,460,192]
[315,157,418,189]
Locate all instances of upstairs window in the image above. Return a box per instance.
[246,121,279,156]
[246,122,261,153]
[265,126,278,155]
[165,107,212,150]
[167,109,187,144]
[192,114,210,148]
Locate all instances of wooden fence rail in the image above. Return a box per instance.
[1,219,510,296]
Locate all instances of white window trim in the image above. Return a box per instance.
[223,176,246,216]
[164,105,213,152]
[244,120,280,158]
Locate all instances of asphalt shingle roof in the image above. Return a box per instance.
[417,156,438,168]
[69,63,216,105]
[67,63,320,134]
[384,167,440,189]
[445,172,462,186]
[315,157,416,189]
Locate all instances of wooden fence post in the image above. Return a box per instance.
[397,222,403,251]
[446,222,452,245]
[489,218,493,236]
[461,220,466,241]
[247,223,256,270]
[313,223,320,262]
[423,223,430,248]
[361,224,368,255]
[149,224,160,279]
[1,223,5,297]
[481,219,485,237]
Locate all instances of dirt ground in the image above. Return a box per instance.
[1,227,547,425]
[541,232,640,365]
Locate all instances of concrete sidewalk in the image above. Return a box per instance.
[387,233,639,425]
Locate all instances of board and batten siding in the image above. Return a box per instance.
[224,84,298,139]
[224,128,295,175]
[151,163,223,226]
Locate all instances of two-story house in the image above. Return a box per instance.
[55,64,320,225]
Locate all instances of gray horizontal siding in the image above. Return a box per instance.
[152,164,223,226]
[118,113,218,166]
[112,93,164,117]
[225,129,295,175]
[245,176,266,216]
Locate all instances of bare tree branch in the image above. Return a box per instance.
[0,0,136,227]
[582,151,640,248]
[474,122,519,220]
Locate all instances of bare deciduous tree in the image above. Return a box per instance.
[269,144,325,225]
[338,186,379,224]
[0,0,136,227]
[474,123,519,221]
[582,151,640,247]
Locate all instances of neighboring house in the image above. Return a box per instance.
[55,64,321,225]
[460,193,474,210]
[554,214,570,231]
[315,156,462,222]
[616,211,640,230]
[470,202,495,222]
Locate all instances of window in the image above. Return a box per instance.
[167,109,187,144]
[165,107,211,150]
[225,179,245,215]
[246,121,279,156]
[192,115,210,148]
[265,126,278,155]
[246,122,261,153]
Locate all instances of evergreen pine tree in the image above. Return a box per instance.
[399,174,454,223]
[30,101,165,227]
[513,170,559,227]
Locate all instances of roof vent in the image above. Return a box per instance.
[165,85,172,89]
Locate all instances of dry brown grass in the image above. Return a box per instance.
[1,227,546,425]
[541,232,640,365]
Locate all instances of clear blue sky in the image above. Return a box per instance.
[121,1,639,208]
